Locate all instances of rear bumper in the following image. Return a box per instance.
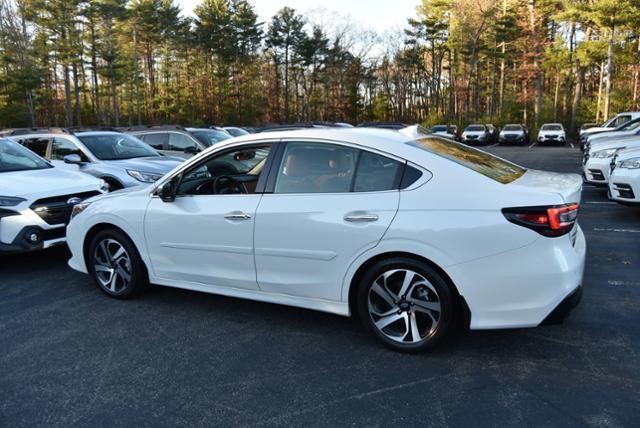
[540,286,582,325]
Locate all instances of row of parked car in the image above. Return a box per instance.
[579,112,640,207]
[430,123,567,146]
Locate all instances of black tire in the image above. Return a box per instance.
[87,228,148,299]
[356,257,455,353]
[102,178,123,192]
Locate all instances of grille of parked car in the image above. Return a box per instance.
[30,191,102,225]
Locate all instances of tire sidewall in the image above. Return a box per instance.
[87,229,147,299]
[357,257,455,353]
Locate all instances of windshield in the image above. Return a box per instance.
[503,125,523,131]
[541,124,563,131]
[0,138,52,173]
[192,130,232,147]
[618,120,640,131]
[77,134,160,160]
[466,125,485,132]
[432,125,448,132]
[409,137,526,184]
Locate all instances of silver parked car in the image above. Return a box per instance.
[125,125,230,159]
[7,129,183,190]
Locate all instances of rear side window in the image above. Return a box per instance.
[353,151,403,192]
[142,133,167,150]
[16,137,52,157]
[409,137,526,184]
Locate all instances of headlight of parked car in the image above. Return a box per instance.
[127,170,164,183]
[0,196,26,207]
[71,202,91,219]
[619,158,640,169]
[591,148,622,159]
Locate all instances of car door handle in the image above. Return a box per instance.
[224,212,252,221]
[344,213,379,223]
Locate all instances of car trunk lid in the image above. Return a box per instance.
[508,169,582,204]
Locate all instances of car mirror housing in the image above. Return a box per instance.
[158,177,180,203]
[184,146,200,154]
[63,154,83,164]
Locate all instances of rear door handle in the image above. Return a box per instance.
[344,212,379,223]
[224,211,252,221]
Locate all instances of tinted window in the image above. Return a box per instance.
[0,139,52,172]
[169,133,198,151]
[77,134,160,160]
[17,137,52,157]
[142,133,167,150]
[541,124,563,131]
[611,115,631,127]
[192,130,231,147]
[409,137,526,184]
[503,125,523,131]
[354,151,402,192]
[178,145,271,195]
[275,142,358,194]
[466,125,485,132]
[432,125,448,133]
[52,138,86,161]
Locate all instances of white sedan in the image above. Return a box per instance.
[609,147,640,206]
[66,129,586,352]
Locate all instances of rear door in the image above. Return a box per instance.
[253,140,403,302]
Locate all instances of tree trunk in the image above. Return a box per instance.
[63,63,73,128]
[603,24,615,121]
[73,62,81,126]
[284,44,290,122]
[553,73,560,121]
[595,61,604,123]
[90,20,100,125]
[133,24,142,125]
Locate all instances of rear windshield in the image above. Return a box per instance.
[409,137,526,184]
[466,125,485,132]
[503,125,523,131]
[541,124,563,131]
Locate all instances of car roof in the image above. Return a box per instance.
[75,131,126,137]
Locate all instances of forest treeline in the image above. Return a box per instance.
[0,0,639,133]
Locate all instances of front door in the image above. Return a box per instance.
[144,143,273,290]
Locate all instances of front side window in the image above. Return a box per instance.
[275,142,358,194]
[77,134,160,160]
[169,133,199,151]
[0,139,52,172]
[410,137,526,184]
[178,144,271,195]
[15,137,52,158]
[52,138,86,161]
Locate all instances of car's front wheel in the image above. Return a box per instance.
[357,258,455,352]
[87,229,148,299]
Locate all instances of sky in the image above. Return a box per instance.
[176,0,418,33]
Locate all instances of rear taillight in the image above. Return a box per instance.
[502,204,579,237]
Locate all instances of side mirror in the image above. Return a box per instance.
[158,177,179,203]
[63,154,82,164]
[184,146,200,155]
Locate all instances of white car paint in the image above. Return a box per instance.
[0,139,107,253]
[579,112,640,137]
[537,123,566,144]
[608,147,640,206]
[583,137,640,185]
[67,128,585,330]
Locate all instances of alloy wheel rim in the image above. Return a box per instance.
[367,269,441,344]
[94,239,132,294]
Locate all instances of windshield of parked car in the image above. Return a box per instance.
[78,133,160,160]
[432,125,448,133]
[617,120,640,131]
[0,138,52,172]
[192,130,232,147]
[466,125,485,132]
[225,128,249,137]
[541,124,563,131]
[503,125,523,131]
[410,137,526,184]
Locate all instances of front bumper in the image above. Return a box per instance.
[583,157,612,185]
[608,168,640,205]
[0,209,68,254]
[499,136,525,144]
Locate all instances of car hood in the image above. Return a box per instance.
[0,167,103,199]
[104,156,183,173]
[501,130,524,135]
[588,130,639,143]
[615,146,640,162]
[509,169,582,204]
[539,130,565,136]
[463,131,485,136]
[589,138,640,153]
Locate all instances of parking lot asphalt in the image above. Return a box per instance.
[1,144,639,427]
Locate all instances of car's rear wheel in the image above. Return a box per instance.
[88,229,148,299]
[357,258,455,352]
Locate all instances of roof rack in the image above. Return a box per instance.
[258,123,323,133]
[120,124,187,132]
[0,127,71,136]
[356,122,408,130]
[69,126,121,133]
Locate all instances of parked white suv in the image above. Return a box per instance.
[608,147,640,206]
[0,138,107,254]
[583,137,640,186]
[537,123,566,146]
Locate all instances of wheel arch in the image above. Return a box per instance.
[347,251,470,329]
[82,223,149,278]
